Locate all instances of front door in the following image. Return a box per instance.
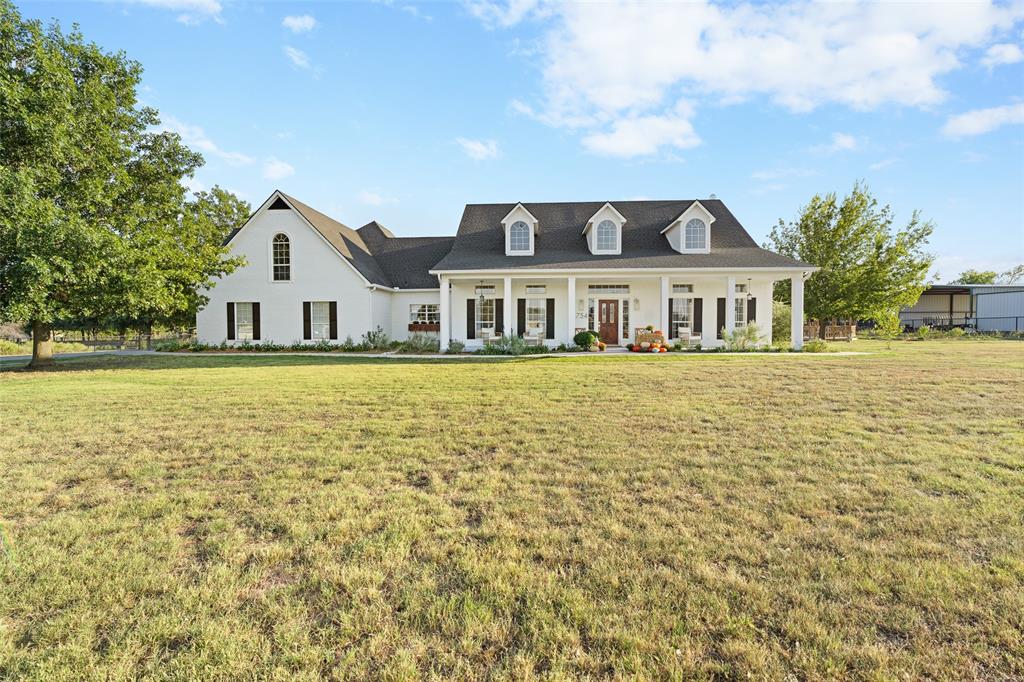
[598,299,619,344]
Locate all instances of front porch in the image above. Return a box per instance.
[436,272,808,350]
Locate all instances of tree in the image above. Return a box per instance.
[950,269,998,284]
[999,264,1023,284]
[0,2,243,366]
[768,182,933,334]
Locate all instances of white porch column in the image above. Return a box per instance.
[791,275,804,350]
[660,276,670,336]
[725,276,736,336]
[439,275,450,350]
[503,276,513,336]
[566,276,576,340]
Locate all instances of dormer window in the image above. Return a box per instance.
[661,200,714,254]
[596,220,617,251]
[584,202,626,255]
[685,219,706,250]
[501,203,538,256]
[509,221,531,252]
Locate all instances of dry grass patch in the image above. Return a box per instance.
[0,339,1022,679]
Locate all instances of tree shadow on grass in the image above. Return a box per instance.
[0,352,559,373]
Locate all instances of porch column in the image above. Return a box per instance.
[725,276,736,336]
[660,276,670,336]
[503,276,513,336]
[566,276,576,340]
[791,275,804,350]
[439,275,450,350]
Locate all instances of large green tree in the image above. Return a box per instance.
[768,182,933,332]
[950,269,998,285]
[0,2,243,366]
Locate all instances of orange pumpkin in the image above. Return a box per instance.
[660,347,668,353]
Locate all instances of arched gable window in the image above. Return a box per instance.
[272,233,290,281]
[596,219,618,251]
[509,220,531,252]
[684,218,706,250]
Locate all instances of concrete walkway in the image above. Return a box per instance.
[2,348,868,363]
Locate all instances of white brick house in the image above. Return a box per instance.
[197,191,815,349]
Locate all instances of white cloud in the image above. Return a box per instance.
[357,190,396,206]
[582,114,700,157]
[455,137,501,160]
[131,0,223,24]
[809,132,859,154]
[262,157,295,180]
[474,0,1024,156]
[981,42,1024,68]
[283,46,311,69]
[159,116,253,166]
[869,158,899,170]
[282,14,317,33]
[401,5,433,22]
[943,103,1024,137]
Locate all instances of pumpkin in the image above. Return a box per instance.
[650,347,660,353]
[660,347,668,353]
[640,341,650,349]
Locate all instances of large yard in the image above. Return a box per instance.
[0,340,1021,679]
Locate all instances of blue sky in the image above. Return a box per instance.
[19,0,1024,280]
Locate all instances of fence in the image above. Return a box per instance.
[899,314,1024,333]
[56,331,195,350]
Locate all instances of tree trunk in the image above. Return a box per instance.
[818,318,828,339]
[29,321,55,368]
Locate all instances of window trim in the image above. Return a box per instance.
[235,302,255,341]
[525,298,547,338]
[593,219,620,254]
[507,220,532,255]
[683,219,707,252]
[268,231,293,283]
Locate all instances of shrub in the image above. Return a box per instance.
[479,334,528,355]
[361,326,390,350]
[801,339,833,353]
[445,339,465,354]
[399,333,440,353]
[916,325,932,340]
[948,326,965,337]
[772,302,791,343]
[573,330,598,349]
[721,323,763,351]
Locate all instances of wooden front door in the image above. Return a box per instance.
[598,299,619,344]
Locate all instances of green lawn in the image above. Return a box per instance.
[1,340,1021,680]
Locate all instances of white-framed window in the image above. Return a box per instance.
[526,299,546,338]
[672,297,692,332]
[596,219,618,251]
[509,221,531,252]
[673,283,694,294]
[272,233,290,281]
[587,284,630,295]
[734,284,747,328]
[235,302,254,341]
[525,285,546,295]
[621,298,629,340]
[409,304,439,324]
[310,301,330,340]
[475,291,495,337]
[684,219,706,250]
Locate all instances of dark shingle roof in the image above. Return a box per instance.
[357,222,455,289]
[432,200,813,271]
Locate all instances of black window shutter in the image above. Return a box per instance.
[329,301,338,340]
[667,298,675,339]
[545,298,555,339]
[693,298,703,334]
[747,298,756,324]
[252,303,261,341]
[716,297,726,339]
[303,301,312,340]
[494,299,504,334]
[226,302,235,340]
[517,299,526,336]
[466,299,475,339]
